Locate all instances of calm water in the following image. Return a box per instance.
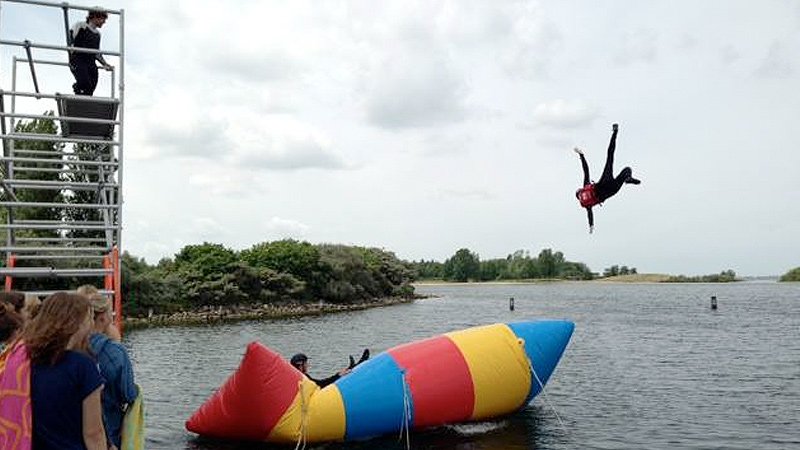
[125,282,800,449]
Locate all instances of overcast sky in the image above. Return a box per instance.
[2,0,799,276]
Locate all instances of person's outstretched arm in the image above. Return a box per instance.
[586,207,594,233]
[575,148,590,185]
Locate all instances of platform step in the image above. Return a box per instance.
[56,96,119,139]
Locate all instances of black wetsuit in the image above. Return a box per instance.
[69,21,107,95]
[577,126,639,229]
[307,373,340,388]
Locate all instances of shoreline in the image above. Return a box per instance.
[123,297,416,331]
[413,273,752,285]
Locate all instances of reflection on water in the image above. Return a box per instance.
[126,282,800,449]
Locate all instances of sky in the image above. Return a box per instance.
[1,0,799,276]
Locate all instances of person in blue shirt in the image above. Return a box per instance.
[89,294,137,449]
[23,292,108,450]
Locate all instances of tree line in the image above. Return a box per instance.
[779,267,800,282]
[409,248,596,282]
[664,270,738,283]
[120,241,415,316]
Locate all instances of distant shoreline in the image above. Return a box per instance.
[413,273,753,285]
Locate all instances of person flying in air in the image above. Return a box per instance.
[574,123,640,233]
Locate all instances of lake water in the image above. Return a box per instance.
[126,281,800,449]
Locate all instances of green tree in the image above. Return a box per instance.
[3,115,64,239]
[536,249,561,278]
[780,267,800,282]
[443,248,480,282]
[603,265,620,277]
[63,142,115,240]
[241,239,329,298]
[559,261,594,280]
[121,251,183,316]
[409,259,444,280]
[171,242,240,306]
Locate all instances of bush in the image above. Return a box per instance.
[779,267,800,282]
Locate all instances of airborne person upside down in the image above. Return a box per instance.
[574,123,641,233]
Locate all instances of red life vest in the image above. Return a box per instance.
[577,184,600,208]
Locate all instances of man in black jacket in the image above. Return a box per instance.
[290,349,369,388]
[69,9,113,95]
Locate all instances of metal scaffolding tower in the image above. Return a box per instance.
[0,0,124,329]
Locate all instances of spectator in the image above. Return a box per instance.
[23,292,107,450]
[89,294,137,449]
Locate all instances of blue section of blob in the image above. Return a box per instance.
[338,352,411,440]
[508,320,574,405]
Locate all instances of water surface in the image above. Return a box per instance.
[126,281,800,449]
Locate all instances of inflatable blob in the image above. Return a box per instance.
[186,320,574,443]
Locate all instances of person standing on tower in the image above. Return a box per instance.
[69,8,113,96]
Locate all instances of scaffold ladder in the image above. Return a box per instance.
[0,0,124,330]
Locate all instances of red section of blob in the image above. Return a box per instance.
[389,336,475,428]
[186,341,303,440]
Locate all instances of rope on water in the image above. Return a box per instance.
[531,362,567,432]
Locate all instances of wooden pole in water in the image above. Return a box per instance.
[710,295,718,310]
[509,297,515,311]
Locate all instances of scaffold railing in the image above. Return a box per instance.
[0,0,124,331]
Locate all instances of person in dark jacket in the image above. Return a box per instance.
[290,349,369,388]
[574,123,640,233]
[69,9,113,95]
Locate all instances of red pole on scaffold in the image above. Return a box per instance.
[112,246,123,333]
[4,254,16,291]
[103,254,113,292]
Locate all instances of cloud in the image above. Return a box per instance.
[190,217,225,237]
[265,217,310,239]
[365,51,467,129]
[227,118,347,170]
[676,33,697,51]
[534,132,573,149]
[501,6,562,78]
[532,100,598,129]
[755,41,794,78]
[613,29,658,65]
[187,172,264,197]
[144,115,232,159]
[720,44,741,65]
[199,49,297,82]
[437,188,495,201]
[415,133,471,157]
[137,104,346,170]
